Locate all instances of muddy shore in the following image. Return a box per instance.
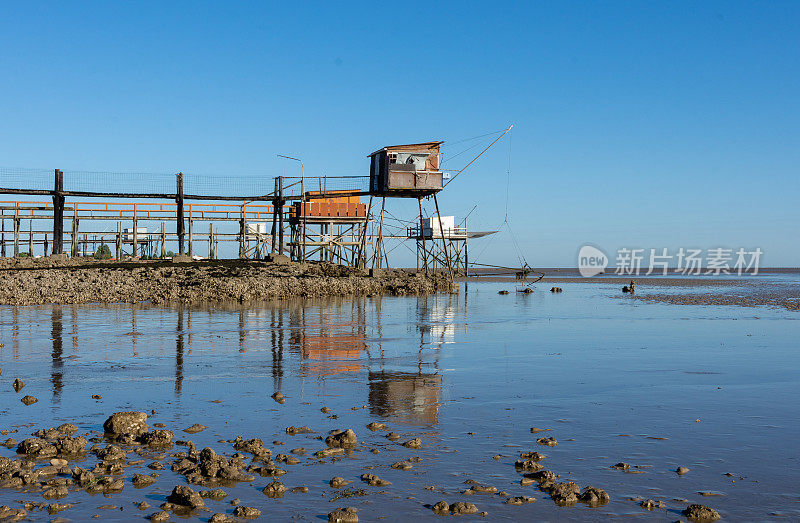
[0,258,451,306]
[460,272,800,311]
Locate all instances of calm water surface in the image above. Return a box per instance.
[1,281,798,521]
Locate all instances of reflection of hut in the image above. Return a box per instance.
[301,327,367,377]
[368,371,442,425]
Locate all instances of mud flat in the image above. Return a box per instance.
[0,258,451,306]
[1,282,798,520]
[629,287,800,311]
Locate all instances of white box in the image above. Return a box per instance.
[422,216,455,238]
[123,227,147,241]
[247,223,268,235]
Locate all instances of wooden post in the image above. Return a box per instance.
[160,222,166,258]
[209,223,214,259]
[176,172,185,255]
[432,193,453,278]
[44,234,48,256]
[278,176,284,255]
[13,210,19,258]
[373,197,386,269]
[239,205,246,259]
[188,206,193,256]
[270,177,278,253]
[28,219,33,255]
[300,178,305,262]
[357,195,373,268]
[115,222,121,258]
[464,218,469,276]
[132,204,137,258]
[1,216,5,257]
[418,197,428,274]
[52,169,64,255]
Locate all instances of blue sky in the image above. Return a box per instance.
[1,2,798,267]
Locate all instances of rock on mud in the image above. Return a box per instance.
[271,392,286,404]
[515,459,544,472]
[233,506,261,519]
[328,507,358,522]
[325,429,357,449]
[523,470,556,484]
[12,378,24,392]
[391,460,413,470]
[286,426,314,435]
[231,436,270,458]
[148,510,170,522]
[330,477,352,488]
[0,506,27,522]
[432,501,450,515]
[140,430,174,447]
[579,486,610,507]
[103,412,149,440]
[166,485,205,508]
[20,395,38,406]
[683,504,721,522]
[677,466,690,475]
[641,499,665,510]
[132,473,157,488]
[199,489,228,500]
[366,422,386,431]
[360,473,391,487]
[262,480,286,498]
[451,502,479,515]
[536,437,557,447]
[402,437,422,449]
[505,496,536,505]
[544,482,580,506]
[17,438,58,458]
[183,424,207,434]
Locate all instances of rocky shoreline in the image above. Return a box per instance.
[0,258,452,306]
[0,410,722,522]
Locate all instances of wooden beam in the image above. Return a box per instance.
[176,172,185,255]
[52,169,64,254]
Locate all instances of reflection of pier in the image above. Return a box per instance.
[51,306,63,401]
[10,291,468,424]
[294,301,368,377]
[416,291,466,350]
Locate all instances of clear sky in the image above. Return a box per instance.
[1,2,798,267]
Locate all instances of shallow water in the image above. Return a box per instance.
[1,281,799,521]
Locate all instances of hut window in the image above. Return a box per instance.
[396,153,429,171]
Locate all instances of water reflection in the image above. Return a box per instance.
[175,308,184,394]
[51,306,63,401]
[368,371,442,425]
[416,292,466,349]
[1,291,467,426]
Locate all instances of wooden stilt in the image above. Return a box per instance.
[373,197,386,269]
[176,172,185,255]
[357,195,373,268]
[432,193,453,278]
